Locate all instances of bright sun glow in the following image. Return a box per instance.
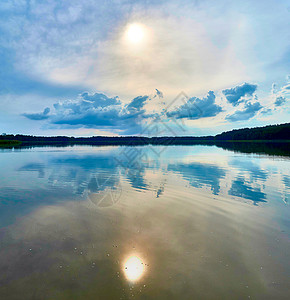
[126,23,146,44]
[124,256,145,281]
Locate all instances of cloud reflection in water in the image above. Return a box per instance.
[0,146,289,299]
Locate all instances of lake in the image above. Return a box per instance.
[0,145,289,299]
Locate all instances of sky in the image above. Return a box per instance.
[0,0,289,137]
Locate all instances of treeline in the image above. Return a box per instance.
[0,123,289,146]
[215,123,290,140]
[0,135,212,146]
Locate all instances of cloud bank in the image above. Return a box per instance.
[166,91,222,119]
[274,96,286,107]
[49,93,153,134]
[23,107,50,120]
[222,83,257,106]
[22,80,283,134]
[226,102,263,122]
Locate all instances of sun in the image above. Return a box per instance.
[125,23,146,44]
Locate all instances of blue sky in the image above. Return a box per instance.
[0,0,289,136]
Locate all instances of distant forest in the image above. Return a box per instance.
[214,122,289,141]
[0,123,289,146]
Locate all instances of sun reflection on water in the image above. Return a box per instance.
[123,255,145,282]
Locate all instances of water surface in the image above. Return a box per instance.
[0,145,289,299]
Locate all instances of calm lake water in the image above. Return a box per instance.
[0,145,289,299]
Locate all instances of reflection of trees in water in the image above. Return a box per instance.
[216,142,290,157]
